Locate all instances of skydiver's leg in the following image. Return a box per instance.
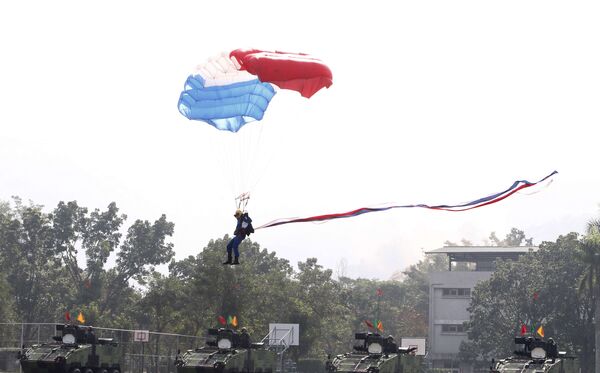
[223,239,234,265]
[232,236,242,257]
[232,236,242,264]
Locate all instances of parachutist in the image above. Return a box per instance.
[223,209,254,265]
[239,328,251,348]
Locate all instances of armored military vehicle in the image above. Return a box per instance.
[325,332,417,373]
[0,347,20,373]
[490,336,577,373]
[19,324,122,373]
[175,328,276,373]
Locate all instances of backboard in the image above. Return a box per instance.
[267,323,299,346]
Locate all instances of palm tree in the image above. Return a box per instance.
[578,219,600,372]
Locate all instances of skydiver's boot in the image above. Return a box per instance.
[232,256,240,265]
[223,253,232,265]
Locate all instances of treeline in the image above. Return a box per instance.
[1,198,599,371]
[461,229,600,372]
[0,198,441,359]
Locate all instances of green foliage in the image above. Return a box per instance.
[0,274,13,322]
[464,233,593,370]
[401,253,448,327]
[577,219,600,372]
[489,228,533,246]
[0,195,439,361]
[0,195,437,361]
[0,198,174,325]
[5,196,598,367]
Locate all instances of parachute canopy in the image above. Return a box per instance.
[230,49,333,98]
[178,53,276,133]
[178,49,333,132]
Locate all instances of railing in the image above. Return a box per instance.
[0,322,205,373]
[260,327,295,373]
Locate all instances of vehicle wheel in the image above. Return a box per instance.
[97,369,108,373]
[109,369,120,373]
[84,368,94,373]
[71,368,81,373]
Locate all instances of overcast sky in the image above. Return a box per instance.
[1,0,598,279]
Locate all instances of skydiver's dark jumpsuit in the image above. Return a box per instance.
[226,213,252,260]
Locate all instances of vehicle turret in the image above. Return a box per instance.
[490,336,577,373]
[326,332,418,373]
[19,324,122,373]
[175,328,276,372]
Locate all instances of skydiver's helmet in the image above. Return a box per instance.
[234,209,242,218]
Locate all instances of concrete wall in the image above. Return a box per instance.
[428,271,493,358]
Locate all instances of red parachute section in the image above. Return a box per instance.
[230,48,333,98]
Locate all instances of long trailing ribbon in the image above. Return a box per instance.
[256,171,558,229]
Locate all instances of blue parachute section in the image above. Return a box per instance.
[178,75,275,132]
[177,54,276,133]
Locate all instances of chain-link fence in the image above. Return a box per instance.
[0,323,205,373]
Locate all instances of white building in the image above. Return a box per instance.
[426,246,536,373]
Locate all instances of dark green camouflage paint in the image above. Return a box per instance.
[19,325,122,373]
[175,329,276,373]
[326,333,420,373]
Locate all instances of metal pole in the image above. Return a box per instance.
[141,343,144,373]
[20,324,23,373]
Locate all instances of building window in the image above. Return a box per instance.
[442,288,471,297]
[476,261,495,271]
[441,324,465,333]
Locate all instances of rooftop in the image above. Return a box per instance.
[426,246,537,254]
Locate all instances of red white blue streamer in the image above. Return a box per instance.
[256,171,558,229]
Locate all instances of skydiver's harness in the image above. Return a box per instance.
[234,193,254,237]
[235,213,254,237]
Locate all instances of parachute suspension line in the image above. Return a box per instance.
[222,133,239,200]
[205,130,237,201]
[232,119,273,202]
[237,129,246,195]
[236,192,250,212]
[243,120,278,196]
[229,121,265,201]
[243,121,267,194]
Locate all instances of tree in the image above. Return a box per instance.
[0,274,13,322]
[464,233,592,370]
[0,198,174,328]
[167,236,297,341]
[293,258,350,357]
[0,198,67,324]
[137,271,183,372]
[102,214,175,316]
[81,202,126,302]
[578,219,600,372]
[400,253,448,326]
[489,228,533,246]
